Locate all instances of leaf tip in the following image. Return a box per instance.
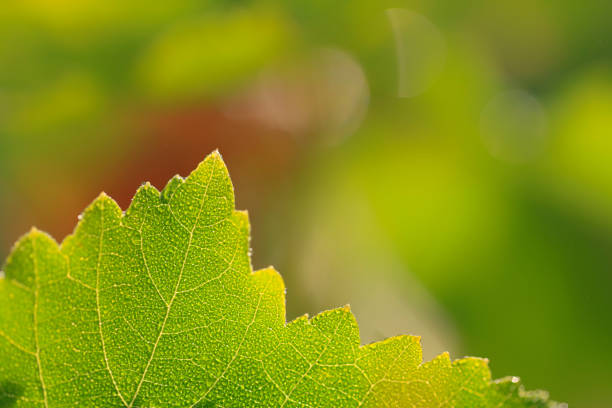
[438,351,451,363]
[92,191,117,210]
[208,149,224,164]
[253,266,285,293]
[27,226,42,236]
[23,226,56,245]
[91,191,120,211]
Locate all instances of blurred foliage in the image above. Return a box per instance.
[0,0,611,407]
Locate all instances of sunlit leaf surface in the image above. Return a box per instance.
[0,152,561,407]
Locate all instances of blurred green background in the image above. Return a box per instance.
[1,1,611,406]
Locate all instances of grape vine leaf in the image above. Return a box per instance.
[0,151,562,407]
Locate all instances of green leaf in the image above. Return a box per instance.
[0,152,561,407]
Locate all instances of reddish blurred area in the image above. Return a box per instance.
[116,104,299,213]
[3,104,300,247]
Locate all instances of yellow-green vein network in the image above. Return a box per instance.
[0,152,561,407]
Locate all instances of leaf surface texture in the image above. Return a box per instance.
[0,152,561,407]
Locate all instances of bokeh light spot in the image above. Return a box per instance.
[386,9,446,98]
